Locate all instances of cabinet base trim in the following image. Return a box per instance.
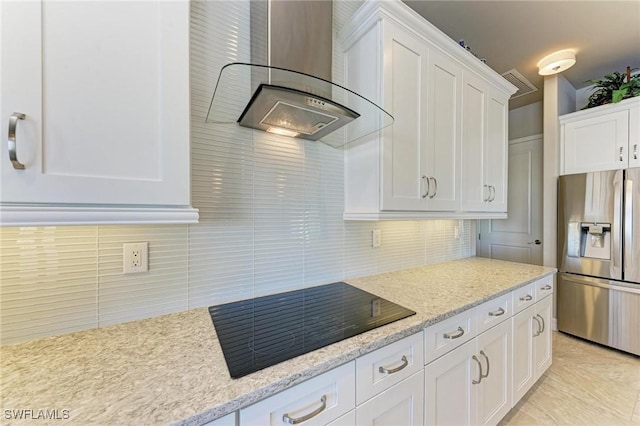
[344,211,507,221]
[0,204,199,226]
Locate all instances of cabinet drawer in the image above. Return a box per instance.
[513,282,536,314]
[356,332,423,405]
[424,308,476,364]
[240,361,355,426]
[534,275,554,300]
[476,292,512,333]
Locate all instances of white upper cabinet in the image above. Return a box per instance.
[0,1,197,225]
[460,72,509,213]
[340,0,515,220]
[560,97,640,175]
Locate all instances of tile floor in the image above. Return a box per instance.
[501,331,640,425]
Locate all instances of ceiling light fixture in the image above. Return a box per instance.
[537,50,576,76]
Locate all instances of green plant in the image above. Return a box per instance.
[583,68,640,109]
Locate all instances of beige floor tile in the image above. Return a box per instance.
[501,332,640,426]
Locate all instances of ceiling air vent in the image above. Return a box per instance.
[501,69,538,99]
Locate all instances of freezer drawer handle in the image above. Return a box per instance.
[443,326,465,340]
[519,294,533,302]
[379,355,409,375]
[488,307,505,317]
[282,395,327,424]
[8,113,26,170]
[472,355,483,384]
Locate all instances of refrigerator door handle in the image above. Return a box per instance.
[624,175,636,283]
[611,171,623,277]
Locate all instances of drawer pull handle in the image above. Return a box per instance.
[8,112,26,170]
[379,355,409,375]
[519,294,533,302]
[283,395,327,424]
[443,326,465,340]
[479,350,490,379]
[541,284,552,291]
[533,315,542,337]
[536,314,545,333]
[472,355,483,384]
[488,307,505,317]
[422,175,430,199]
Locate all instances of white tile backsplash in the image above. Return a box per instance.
[0,0,473,345]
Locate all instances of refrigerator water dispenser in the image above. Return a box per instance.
[580,222,611,260]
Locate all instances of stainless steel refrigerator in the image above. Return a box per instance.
[557,168,639,356]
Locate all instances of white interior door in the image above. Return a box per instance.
[477,135,543,265]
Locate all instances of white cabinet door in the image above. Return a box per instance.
[460,72,508,213]
[460,72,487,212]
[0,1,192,223]
[533,295,552,381]
[484,91,509,212]
[356,371,424,426]
[476,320,512,426]
[379,20,429,211]
[425,339,477,426]
[425,48,461,211]
[629,103,640,168]
[562,109,629,174]
[511,304,536,403]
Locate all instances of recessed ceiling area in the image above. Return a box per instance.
[402,1,640,110]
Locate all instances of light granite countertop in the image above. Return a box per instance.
[0,257,555,425]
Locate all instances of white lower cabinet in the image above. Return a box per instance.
[239,362,355,426]
[512,294,552,403]
[425,319,511,426]
[356,371,425,426]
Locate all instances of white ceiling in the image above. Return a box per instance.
[402,0,640,109]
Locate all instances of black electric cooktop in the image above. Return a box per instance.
[208,282,416,379]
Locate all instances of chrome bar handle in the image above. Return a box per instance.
[283,395,327,424]
[634,144,638,160]
[479,350,490,379]
[443,326,465,340]
[532,316,542,337]
[379,355,408,375]
[536,314,545,333]
[429,176,437,199]
[488,307,505,317]
[422,175,429,199]
[519,294,533,302]
[8,112,26,170]
[472,355,483,384]
[619,146,624,162]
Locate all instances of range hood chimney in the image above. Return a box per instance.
[206,0,393,148]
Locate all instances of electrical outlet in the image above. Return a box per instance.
[372,229,382,248]
[123,242,148,274]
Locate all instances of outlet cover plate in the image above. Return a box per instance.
[123,242,148,274]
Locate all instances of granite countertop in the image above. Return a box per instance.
[0,257,555,425]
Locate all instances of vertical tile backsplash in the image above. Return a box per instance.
[0,1,473,346]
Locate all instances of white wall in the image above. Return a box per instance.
[509,101,543,140]
[0,0,473,346]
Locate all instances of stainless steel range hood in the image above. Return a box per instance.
[206,1,393,148]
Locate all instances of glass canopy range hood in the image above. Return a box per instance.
[206,62,394,148]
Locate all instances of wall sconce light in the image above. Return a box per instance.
[537,50,576,76]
